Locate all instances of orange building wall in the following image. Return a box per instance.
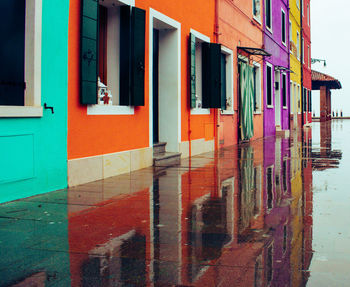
[218,0,264,147]
[68,0,216,160]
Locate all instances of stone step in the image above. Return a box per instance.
[153,152,181,167]
[153,142,167,155]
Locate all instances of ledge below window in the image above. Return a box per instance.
[0,106,43,118]
[87,105,135,115]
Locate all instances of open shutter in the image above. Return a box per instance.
[80,0,99,105]
[202,43,221,108]
[119,5,131,105]
[0,0,25,106]
[189,33,196,108]
[131,7,146,106]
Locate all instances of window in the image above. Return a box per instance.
[301,0,304,15]
[221,47,234,114]
[297,85,300,112]
[281,10,286,45]
[81,0,146,113]
[253,0,261,21]
[308,45,310,68]
[296,31,300,60]
[308,90,312,112]
[265,0,272,31]
[307,4,310,26]
[266,63,273,108]
[189,30,223,113]
[282,73,287,107]
[253,63,262,112]
[289,21,292,52]
[0,0,42,117]
[303,87,307,112]
[302,37,304,63]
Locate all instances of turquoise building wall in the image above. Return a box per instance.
[0,0,69,203]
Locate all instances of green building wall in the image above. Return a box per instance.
[0,0,69,203]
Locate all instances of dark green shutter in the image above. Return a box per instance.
[131,7,145,106]
[189,33,196,108]
[80,0,99,105]
[120,5,132,106]
[202,43,221,108]
[0,0,25,106]
[220,53,227,110]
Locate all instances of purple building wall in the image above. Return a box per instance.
[263,0,291,137]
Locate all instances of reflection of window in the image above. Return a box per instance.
[0,0,42,117]
[282,160,288,192]
[253,0,261,21]
[267,166,273,210]
[283,225,288,253]
[254,255,263,287]
[266,244,273,284]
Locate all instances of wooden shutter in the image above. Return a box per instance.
[0,0,25,106]
[80,0,99,105]
[202,43,221,108]
[131,7,145,106]
[189,33,196,108]
[119,5,131,105]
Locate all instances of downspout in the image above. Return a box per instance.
[300,0,304,128]
[214,0,220,152]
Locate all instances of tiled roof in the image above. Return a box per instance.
[312,70,342,90]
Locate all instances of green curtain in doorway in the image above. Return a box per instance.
[240,62,254,140]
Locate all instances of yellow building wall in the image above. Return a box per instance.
[290,0,302,117]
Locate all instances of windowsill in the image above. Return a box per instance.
[283,106,288,110]
[282,41,287,47]
[266,26,273,34]
[267,105,274,109]
[254,111,262,115]
[0,106,43,118]
[253,16,261,25]
[191,108,210,115]
[87,105,135,115]
[221,109,234,115]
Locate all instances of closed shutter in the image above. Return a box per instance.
[189,33,196,108]
[202,43,221,108]
[119,5,131,106]
[80,0,99,105]
[0,0,25,106]
[120,6,145,106]
[131,7,145,106]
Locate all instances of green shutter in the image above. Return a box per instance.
[189,33,196,108]
[240,62,254,140]
[131,7,146,106]
[80,0,99,105]
[202,43,221,108]
[119,5,131,106]
[220,53,227,110]
[0,0,25,106]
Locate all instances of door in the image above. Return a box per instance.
[275,71,281,127]
[153,29,159,144]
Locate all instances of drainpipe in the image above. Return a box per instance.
[214,0,220,152]
[300,0,304,128]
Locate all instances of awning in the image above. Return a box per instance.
[274,65,294,73]
[237,46,271,57]
[312,70,342,90]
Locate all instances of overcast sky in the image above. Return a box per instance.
[311,0,349,116]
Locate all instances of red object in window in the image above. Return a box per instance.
[102,92,110,105]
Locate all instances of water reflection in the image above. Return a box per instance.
[2,124,344,286]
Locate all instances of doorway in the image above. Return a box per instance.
[275,71,281,127]
[150,10,181,152]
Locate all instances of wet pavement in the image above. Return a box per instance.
[0,120,349,286]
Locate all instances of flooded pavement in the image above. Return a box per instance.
[1,120,350,286]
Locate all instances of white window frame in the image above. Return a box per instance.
[252,0,261,23]
[0,0,43,118]
[190,28,211,115]
[253,61,262,114]
[289,20,292,53]
[296,30,300,60]
[281,9,286,46]
[265,0,273,33]
[308,45,310,68]
[307,4,310,26]
[87,0,135,116]
[302,36,304,64]
[296,0,299,9]
[221,46,234,115]
[266,62,274,109]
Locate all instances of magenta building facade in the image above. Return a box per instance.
[263,0,290,137]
